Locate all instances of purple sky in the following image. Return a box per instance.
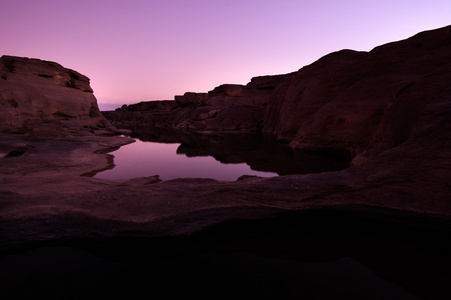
[2,0,450,109]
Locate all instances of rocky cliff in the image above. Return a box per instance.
[264,25,451,165]
[0,56,111,136]
[105,25,451,167]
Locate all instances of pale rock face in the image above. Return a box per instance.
[0,55,109,134]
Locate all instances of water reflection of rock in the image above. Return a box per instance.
[125,126,351,175]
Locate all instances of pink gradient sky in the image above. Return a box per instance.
[2,0,450,109]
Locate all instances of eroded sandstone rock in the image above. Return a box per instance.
[263,26,451,164]
[174,92,208,106]
[0,55,110,134]
[105,73,294,133]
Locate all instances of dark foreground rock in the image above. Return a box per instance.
[1,26,451,299]
[3,208,448,299]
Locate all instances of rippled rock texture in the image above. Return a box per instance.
[0,55,110,136]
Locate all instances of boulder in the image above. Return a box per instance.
[0,55,109,134]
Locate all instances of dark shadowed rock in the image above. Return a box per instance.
[175,92,209,106]
[105,73,294,133]
[208,84,244,97]
[263,25,451,165]
[119,100,178,112]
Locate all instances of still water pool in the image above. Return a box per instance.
[95,139,277,181]
[93,129,350,181]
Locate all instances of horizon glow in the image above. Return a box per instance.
[2,0,450,108]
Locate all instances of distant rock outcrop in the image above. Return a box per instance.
[105,73,294,133]
[175,92,209,107]
[0,56,110,135]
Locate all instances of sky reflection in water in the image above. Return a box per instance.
[95,139,278,181]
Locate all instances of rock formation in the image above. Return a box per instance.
[0,56,111,136]
[106,25,451,167]
[105,73,294,133]
[264,26,451,166]
[1,26,451,299]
